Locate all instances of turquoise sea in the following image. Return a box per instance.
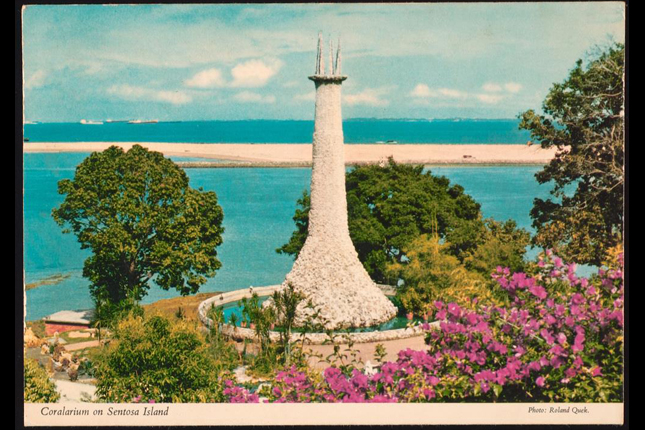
[23,151,556,320]
[23,119,531,144]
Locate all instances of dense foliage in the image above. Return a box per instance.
[24,359,60,403]
[91,314,230,403]
[519,43,624,265]
[388,235,504,315]
[224,252,624,403]
[278,159,528,284]
[52,145,224,324]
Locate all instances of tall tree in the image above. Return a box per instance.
[52,145,224,321]
[519,43,625,265]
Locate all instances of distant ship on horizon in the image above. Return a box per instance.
[128,119,159,124]
[79,119,103,125]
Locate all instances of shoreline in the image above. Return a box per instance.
[23,142,558,165]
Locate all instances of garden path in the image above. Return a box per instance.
[54,380,96,403]
[302,335,428,370]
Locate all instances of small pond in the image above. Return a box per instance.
[217,296,423,333]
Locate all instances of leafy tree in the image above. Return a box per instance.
[52,145,224,324]
[276,191,310,257]
[278,158,529,283]
[519,42,625,265]
[24,359,60,403]
[92,314,228,403]
[461,218,531,276]
[387,234,503,315]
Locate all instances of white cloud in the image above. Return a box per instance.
[410,82,522,106]
[344,87,391,107]
[107,84,192,105]
[482,82,503,92]
[409,84,438,98]
[410,84,469,100]
[232,91,276,104]
[438,88,469,99]
[476,93,505,104]
[184,68,226,89]
[230,59,283,88]
[24,70,47,90]
[184,59,284,90]
[504,82,523,93]
[155,90,193,105]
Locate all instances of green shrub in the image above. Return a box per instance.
[91,314,229,403]
[390,235,502,314]
[24,359,60,403]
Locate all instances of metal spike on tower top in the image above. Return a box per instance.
[310,34,346,82]
[315,32,323,75]
[335,37,342,75]
[328,37,334,75]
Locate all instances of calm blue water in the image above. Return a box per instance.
[23,119,531,144]
[23,152,554,320]
[218,296,418,332]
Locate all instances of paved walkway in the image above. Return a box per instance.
[303,335,428,370]
[234,334,428,371]
[63,340,101,352]
[54,380,96,403]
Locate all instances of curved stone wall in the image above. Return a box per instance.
[197,285,435,345]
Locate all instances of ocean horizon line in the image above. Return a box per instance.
[24,117,523,125]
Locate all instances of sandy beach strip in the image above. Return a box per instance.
[24,142,558,165]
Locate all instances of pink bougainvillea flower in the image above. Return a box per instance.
[529,285,547,300]
[556,332,567,345]
[555,304,566,316]
[571,293,585,305]
[550,356,564,369]
[544,314,556,326]
[540,329,555,345]
[447,303,461,317]
[573,356,584,368]
[527,361,541,372]
[423,388,436,399]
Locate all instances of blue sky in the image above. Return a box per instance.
[22,3,624,122]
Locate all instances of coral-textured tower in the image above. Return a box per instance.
[281,34,397,329]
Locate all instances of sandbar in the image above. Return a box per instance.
[23,142,558,165]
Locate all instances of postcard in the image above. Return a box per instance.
[20,2,626,426]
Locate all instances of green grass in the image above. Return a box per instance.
[142,292,222,322]
[58,330,97,345]
[26,320,46,338]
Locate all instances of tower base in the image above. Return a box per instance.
[279,235,398,330]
